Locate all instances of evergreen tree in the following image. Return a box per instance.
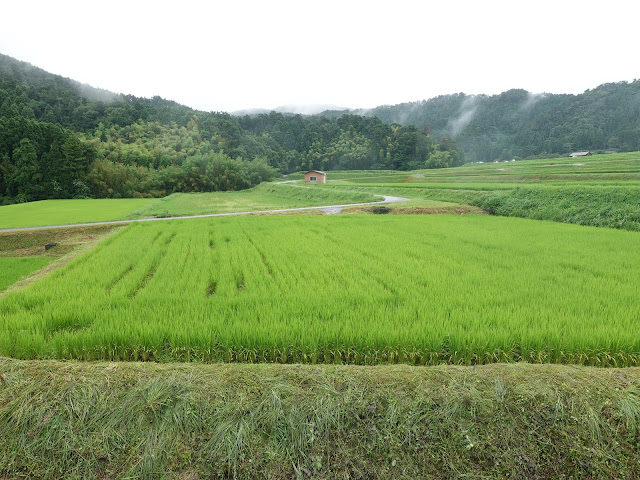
[8,139,42,201]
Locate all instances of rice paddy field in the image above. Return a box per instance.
[0,184,380,229]
[0,257,54,291]
[330,151,640,185]
[1,214,639,366]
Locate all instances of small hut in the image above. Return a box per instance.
[304,170,327,184]
[569,151,592,158]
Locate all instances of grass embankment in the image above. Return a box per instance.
[341,185,640,230]
[442,185,640,231]
[1,360,639,479]
[0,198,155,229]
[126,183,380,218]
[2,215,638,365]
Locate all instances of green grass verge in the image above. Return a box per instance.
[0,198,155,229]
[0,257,54,291]
[1,360,638,479]
[126,183,380,218]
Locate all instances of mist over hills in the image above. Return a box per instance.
[233,104,348,116]
[233,81,640,163]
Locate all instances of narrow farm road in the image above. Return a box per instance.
[0,195,410,233]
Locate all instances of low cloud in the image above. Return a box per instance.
[449,96,478,136]
[519,92,546,112]
[274,104,348,115]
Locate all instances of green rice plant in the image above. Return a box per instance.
[0,215,639,365]
[0,257,54,291]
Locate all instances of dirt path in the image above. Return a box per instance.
[0,195,410,233]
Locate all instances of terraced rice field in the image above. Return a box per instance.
[333,152,640,185]
[127,183,379,218]
[1,215,638,365]
[327,153,640,230]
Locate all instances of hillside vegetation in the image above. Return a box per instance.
[333,81,640,162]
[0,53,461,204]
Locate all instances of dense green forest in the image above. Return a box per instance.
[328,83,640,162]
[0,53,462,204]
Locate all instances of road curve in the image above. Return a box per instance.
[0,195,410,233]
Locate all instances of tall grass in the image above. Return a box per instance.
[2,361,638,479]
[334,184,640,231]
[1,215,638,365]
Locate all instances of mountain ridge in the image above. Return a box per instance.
[4,52,639,164]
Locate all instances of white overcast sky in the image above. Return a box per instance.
[1,0,638,113]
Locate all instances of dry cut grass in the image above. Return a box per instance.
[0,359,639,479]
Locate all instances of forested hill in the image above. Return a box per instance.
[325,82,640,162]
[0,53,462,204]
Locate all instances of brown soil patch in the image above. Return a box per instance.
[0,225,118,257]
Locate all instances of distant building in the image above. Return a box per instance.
[569,151,592,158]
[304,170,327,184]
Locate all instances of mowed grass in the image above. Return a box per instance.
[126,183,380,218]
[1,215,639,365]
[0,257,54,291]
[3,360,639,480]
[0,198,155,229]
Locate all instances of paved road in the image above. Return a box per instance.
[0,195,410,233]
